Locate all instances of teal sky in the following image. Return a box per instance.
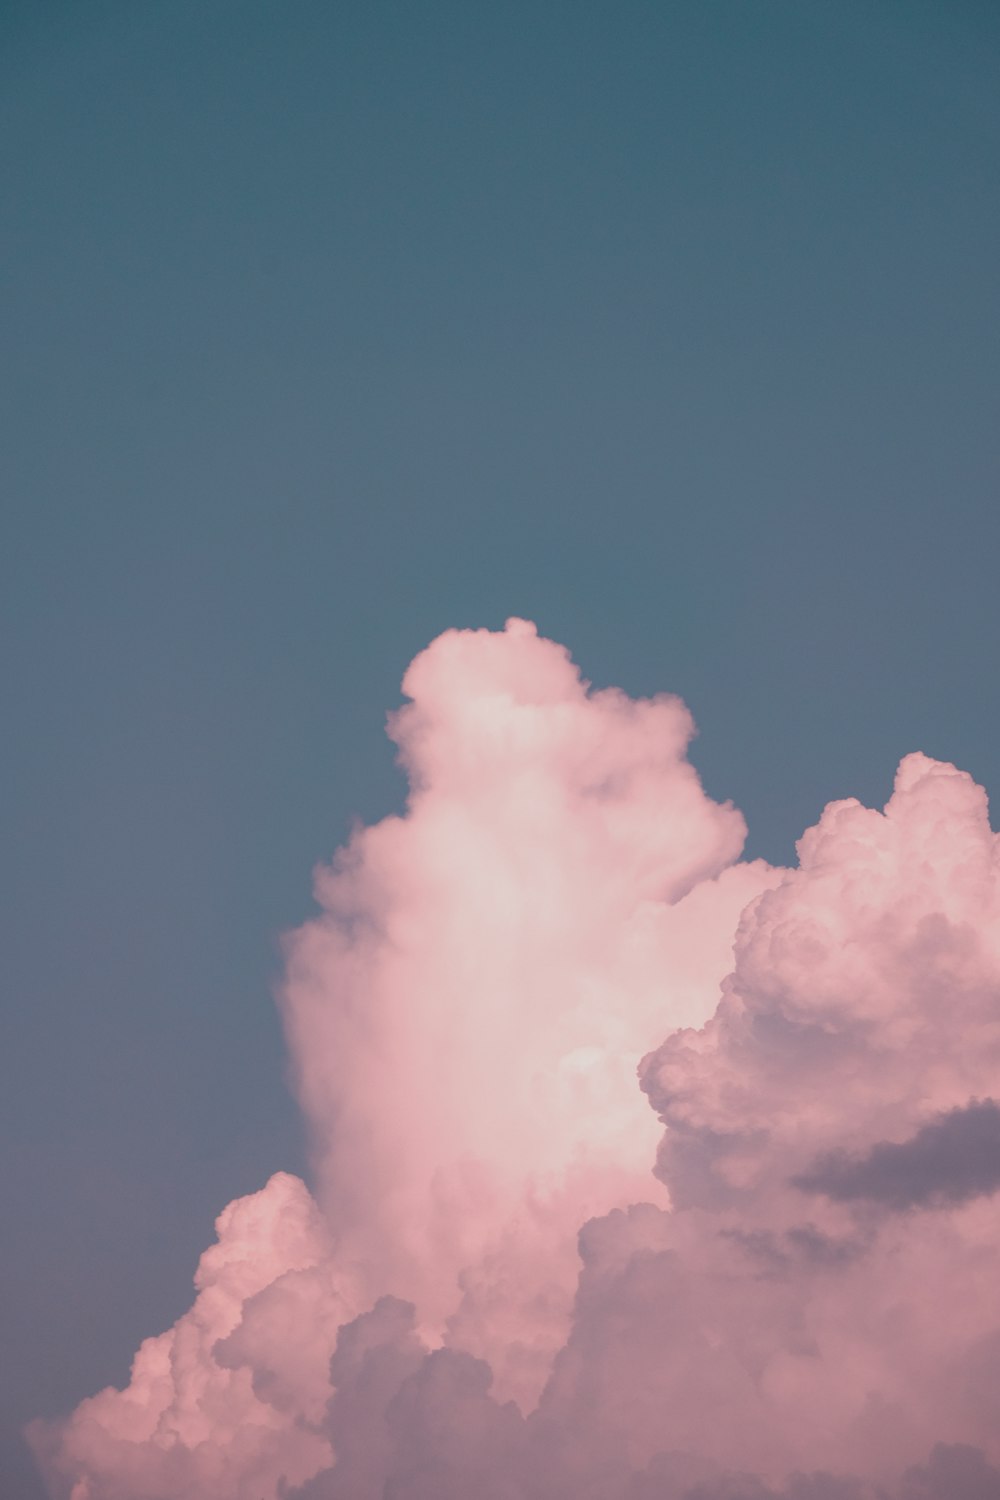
[2,3,998,1493]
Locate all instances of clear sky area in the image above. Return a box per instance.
[2,3,998,1496]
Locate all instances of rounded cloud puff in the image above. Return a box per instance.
[31,1172,348,1500]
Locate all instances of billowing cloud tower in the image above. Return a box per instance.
[29,623,1000,1500]
[282,619,773,1403]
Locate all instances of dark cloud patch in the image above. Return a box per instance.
[897,1442,1000,1499]
[676,1475,864,1500]
[783,1223,863,1268]
[722,1224,862,1276]
[720,1227,791,1276]
[792,1100,1000,1211]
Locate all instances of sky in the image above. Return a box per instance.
[1,3,999,1497]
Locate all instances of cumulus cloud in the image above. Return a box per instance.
[28,626,1000,1500]
[279,619,771,1404]
[29,1172,350,1500]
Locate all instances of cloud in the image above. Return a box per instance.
[28,628,1000,1500]
[279,618,772,1404]
[896,1444,1000,1499]
[793,1098,1000,1210]
[28,1172,350,1500]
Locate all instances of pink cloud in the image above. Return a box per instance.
[281,619,773,1402]
[30,1172,347,1500]
[30,626,1000,1500]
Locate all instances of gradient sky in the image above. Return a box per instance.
[2,3,999,1495]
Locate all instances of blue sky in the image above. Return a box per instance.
[2,3,998,1493]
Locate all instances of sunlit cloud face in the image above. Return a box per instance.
[280,619,772,1397]
[28,625,1000,1500]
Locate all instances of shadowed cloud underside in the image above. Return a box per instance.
[794,1098,1000,1211]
